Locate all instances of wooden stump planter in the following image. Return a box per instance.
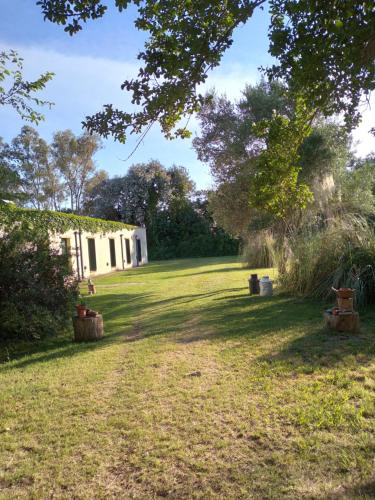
[324,310,360,334]
[73,314,104,342]
[325,287,360,334]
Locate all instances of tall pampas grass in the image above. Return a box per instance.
[279,215,375,308]
[241,230,276,268]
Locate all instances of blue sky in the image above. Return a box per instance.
[1,1,374,188]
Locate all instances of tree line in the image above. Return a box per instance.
[0,128,239,260]
[85,161,238,259]
[0,126,105,212]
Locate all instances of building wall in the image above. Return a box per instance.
[51,226,148,279]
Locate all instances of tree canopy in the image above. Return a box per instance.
[194,81,359,235]
[84,160,239,259]
[0,127,104,212]
[37,1,375,141]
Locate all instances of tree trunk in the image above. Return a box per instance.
[72,315,104,341]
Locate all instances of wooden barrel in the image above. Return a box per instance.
[72,314,104,342]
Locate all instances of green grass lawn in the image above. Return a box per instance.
[1,257,374,499]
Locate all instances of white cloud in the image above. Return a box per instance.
[0,42,261,188]
[0,41,140,138]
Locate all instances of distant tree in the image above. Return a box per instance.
[84,161,238,259]
[150,190,239,260]
[82,168,108,211]
[43,160,66,211]
[11,126,51,209]
[83,176,124,221]
[168,165,195,207]
[0,50,53,123]
[51,130,102,213]
[340,156,375,216]
[123,161,170,227]
[38,1,375,141]
[0,138,25,203]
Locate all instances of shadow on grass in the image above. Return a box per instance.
[2,261,374,372]
[325,479,375,499]
[259,318,375,368]
[135,295,319,342]
[121,257,238,277]
[0,292,153,371]
[126,292,375,370]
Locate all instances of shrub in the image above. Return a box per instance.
[279,216,375,308]
[0,222,78,341]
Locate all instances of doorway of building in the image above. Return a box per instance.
[109,239,116,267]
[87,238,97,272]
[136,238,142,265]
[125,238,131,264]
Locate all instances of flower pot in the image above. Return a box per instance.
[76,305,87,318]
[333,287,355,299]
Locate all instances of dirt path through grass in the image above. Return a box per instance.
[1,257,374,498]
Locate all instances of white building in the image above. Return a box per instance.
[1,205,148,280]
[54,225,148,280]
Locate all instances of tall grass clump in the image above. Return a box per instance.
[241,230,276,268]
[279,216,375,308]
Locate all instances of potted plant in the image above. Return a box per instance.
[76,297,87,318]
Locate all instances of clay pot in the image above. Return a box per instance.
[76,304,87,318]
[337,289,354,299]
[333,287,355,299]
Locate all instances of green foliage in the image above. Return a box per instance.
[250,99,315,217]
[84,161,238,259]
[339,157,375,216]
[299,123,352,184]
[0,50,54,124]
[195,83,349,229]
[150,195,239,260]
[0,222,79,340]
[37,1,375,140]
[0,204,136,235]
[0,138,25,203]
[267,1,375,128]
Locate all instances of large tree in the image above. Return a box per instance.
[51,130,102,213]
[37,1,375,141]
[0,138,24,203]
[11,126,51,209]
[194,82,353,235]
[85,160,182,225]
[84,161,238,259]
